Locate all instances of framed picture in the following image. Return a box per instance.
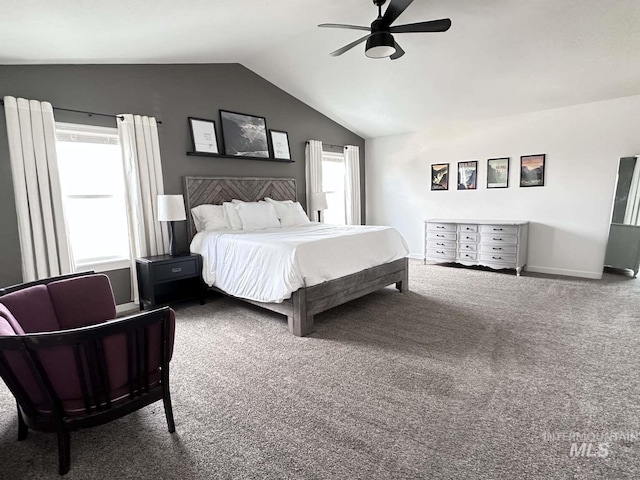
[487,157,510,188]
[520,154,545,187]
[431,163,449,191]
[188,117,219,154]
[219,110,269,158]
[457,161,478,190]
[269,130,291,160]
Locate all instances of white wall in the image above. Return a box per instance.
[366,95,640,279]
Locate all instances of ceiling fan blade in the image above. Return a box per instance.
[381,0,414,27]
[390,18,452,33]
[390,41,405,60]
[318,23,371,32]
[330,33,373,57]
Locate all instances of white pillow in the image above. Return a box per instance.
[269,201,311,227]
[264,197,294,203]
[235,202,281,231]
[223,202,243,230]
[191,204,226,232]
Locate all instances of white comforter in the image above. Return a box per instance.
[190,224,409,303]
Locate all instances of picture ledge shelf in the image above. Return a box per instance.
[186,151,294,163]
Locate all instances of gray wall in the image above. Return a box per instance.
[0,64,366,301]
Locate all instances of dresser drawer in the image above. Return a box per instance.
[479,225,519,235]
[458,243,477,252]
[480,234,518,245]
[154,259,198,282]
[431,239,457,249]
[459,232,478,243]
[480,244,517,254]
[458,224,478,233]
[426,248,456,261]
[427,231,457,241]
[427,222,456,232]
[479,253,516,265]
[457,251,477,261]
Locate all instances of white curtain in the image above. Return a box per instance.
[305,140,324,221]
[344,145,362,225]
[624,156,640,226]
[4,96,74,281]
[117,114,168,302]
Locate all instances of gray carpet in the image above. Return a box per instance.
[1,261,639,479]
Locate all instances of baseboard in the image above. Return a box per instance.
[116,302,137,314]
[411,254,603,279]
[524,266,602,280]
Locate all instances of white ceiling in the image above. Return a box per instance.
[2,0,640,138]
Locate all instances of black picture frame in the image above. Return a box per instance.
[520,154,546,187]
[457,161,478,190]
[269,130,291,160]
[219,110,270,158]
[431,163,449,191]
[188,117,219,154]
[487,157,510,189]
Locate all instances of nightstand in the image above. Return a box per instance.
[135,253,205,310]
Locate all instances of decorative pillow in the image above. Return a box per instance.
[191,204,226,232]
[268,201,310,227]
[223,202,243,230]
[235,202,281,231]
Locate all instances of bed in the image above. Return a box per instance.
[184,176,409,336]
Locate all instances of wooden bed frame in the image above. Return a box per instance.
[183,176,409,337]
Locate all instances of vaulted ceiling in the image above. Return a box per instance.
[2,0,640,138]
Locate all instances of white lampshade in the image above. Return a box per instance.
[311,192,328,211]
[157,195,186,221]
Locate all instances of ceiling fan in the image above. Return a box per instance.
[319,0,451,60]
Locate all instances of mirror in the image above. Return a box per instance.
[611,156,639,225]
[605,156,640,277]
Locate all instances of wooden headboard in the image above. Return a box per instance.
[183,176,298,240]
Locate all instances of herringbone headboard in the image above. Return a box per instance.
[183,176,298,240]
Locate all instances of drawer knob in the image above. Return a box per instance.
[466,237,472,240]
[436,250,444,254]
[466,245,471,248]
[492,256,502,260]
[493,228,503,231]
[171,267,182,273]
[436,226,444,229]
[492,247,502,250]
[437,243,445,246]
[493,238,502,241]
[437,234,445,238]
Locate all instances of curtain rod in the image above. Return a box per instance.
[0,98,162,124]
[306,141,347,149]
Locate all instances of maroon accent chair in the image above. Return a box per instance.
[0,272,176,475]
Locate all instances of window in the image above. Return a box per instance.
[55,123,130,271]
[322,151,346,225]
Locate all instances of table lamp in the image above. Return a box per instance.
[157,194,186,256]
[311,192,328,222]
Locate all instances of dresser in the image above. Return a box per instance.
[424,219,529,276]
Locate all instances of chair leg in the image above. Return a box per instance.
[16,402,28,441]
[163,390,176,433]
[57,431,71,476]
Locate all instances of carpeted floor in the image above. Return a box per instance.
[1,261,639,479]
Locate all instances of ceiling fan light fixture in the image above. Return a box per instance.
[365,32,396,58]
